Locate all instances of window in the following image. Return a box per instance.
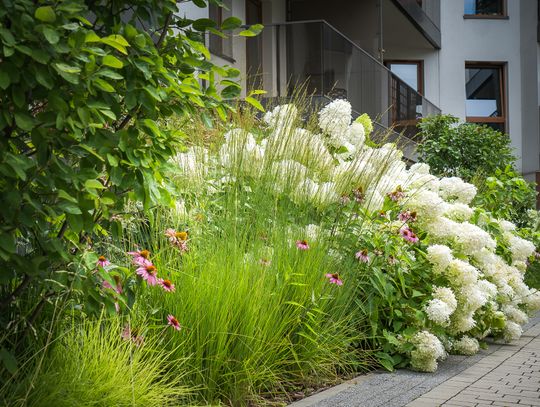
[385,61,424,94]
[464,0,506,17]
[465,63,506,132]
[209,0,234,61]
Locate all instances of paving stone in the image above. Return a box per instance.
[289,313,540,407]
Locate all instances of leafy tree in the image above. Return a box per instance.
[416,115,515,180]
[0,0,256,371]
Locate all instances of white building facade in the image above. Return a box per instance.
[181,0,540,181]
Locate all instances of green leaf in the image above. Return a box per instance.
[0,233,16,253]
[239,24,264,37]
[102,55,123,69]
[193,18,217,32]
[0,348,18,374]
[58,201,82,215]
[84,179,105,190]
[93,78,115,92]
[221,17,242,30]
[245,96,264,112]
[42,27,60,44]
[0,70,10,90]
[54,63,81,74]
[35,6,56,23]
[85,32,101,43]
[14,112,36,131]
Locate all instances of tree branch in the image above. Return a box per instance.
[0,274,31,310]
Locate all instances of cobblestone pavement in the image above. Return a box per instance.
[407,317,540,407]
[289,314,540,407]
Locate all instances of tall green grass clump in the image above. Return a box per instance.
[117,98,379,404]
[1,317,188,407]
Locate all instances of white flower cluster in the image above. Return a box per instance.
[175,99,539,372]
[425,286,457,326]
[451,336,479,356]
[410,331,446,373]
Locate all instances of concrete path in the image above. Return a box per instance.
[289,314,540,407]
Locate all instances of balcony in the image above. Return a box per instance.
[254,20,441,154]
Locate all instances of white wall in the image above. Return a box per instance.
[438,0,539,174]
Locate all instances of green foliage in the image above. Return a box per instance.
[0,0,249,374]
[417,115,515,180]
[1,318,188,406]
[474,166,537,228]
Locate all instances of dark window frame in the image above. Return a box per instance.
[384,60,424,95]
[465,61,507,133]
[463,0,508,19]
[208,0,235,62]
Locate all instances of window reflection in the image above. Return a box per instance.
[464,0,504,16]
[465,67,501,117]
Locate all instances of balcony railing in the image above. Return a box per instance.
[253,20,441,142]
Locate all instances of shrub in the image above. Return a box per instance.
[0,0,251,373]
[473,165,537,228]
[417,115,515,180]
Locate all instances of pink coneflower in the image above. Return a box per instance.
[340,194,351,205]
[296,240,309,250]
[165,228,177,243]
[121,325,144,346]
[400,227,419,243]
[128,249,151,266]
[388,186,405,202]
[325,273,343,286]
[355,249,369,263]
[353,187,364,203]
[167,314,181,331]
[102,275,123,294]
[398,210,417,223]
[136,262,158,285]
[159,278,176,292]
[97,255,110,268]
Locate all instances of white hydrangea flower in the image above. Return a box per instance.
[499,219,517,232]
[270,160,309,193]
[477,279,498,300]
[452,336,479,356]
[502,304,528,325]
[503,321,523,342]
[345,122,366,147]
[450,312,477,333]
[438,177,477,204]
[263,104,298,136]
[404,189,445,221]
[504,233,535,262]
[433,286,458,311]
[410,331,446,372]
[426,245,453,273]
[318,99,352,140]
[447,259,479,286]
[454,222,497,255]
[409,162,431,175]
[425,299,454,326]
[525,289,540,311]
[443,202,474,222]
[459,284,488,312]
